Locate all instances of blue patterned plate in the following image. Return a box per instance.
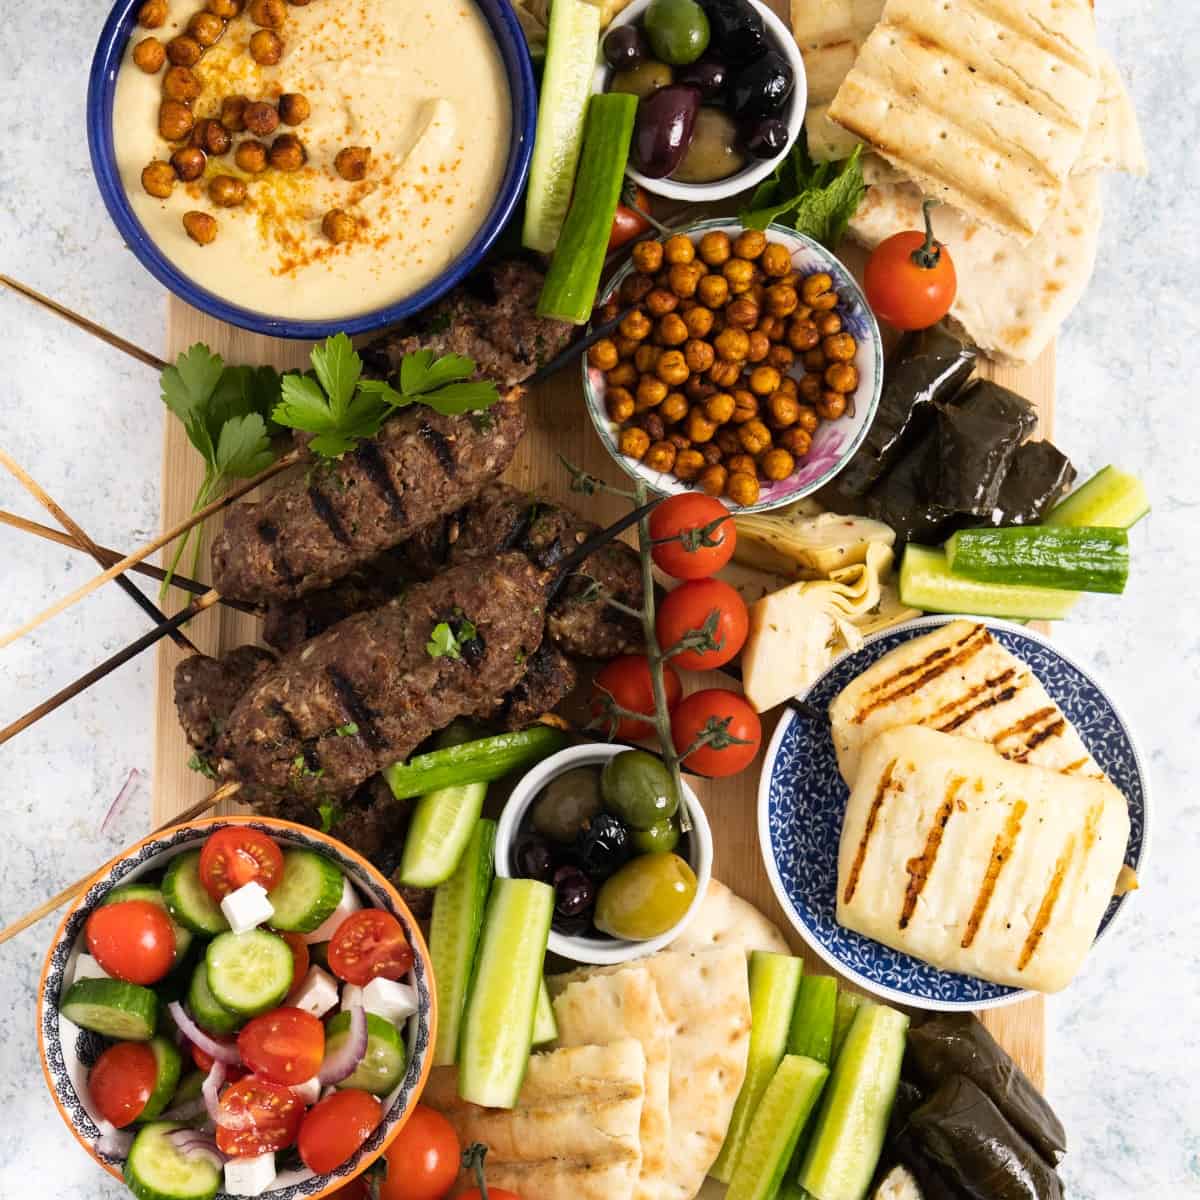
[757,616,1150,1011]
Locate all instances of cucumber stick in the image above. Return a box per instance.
[458,877,554,1108]
[901,545,1079,621]
[726,1056,829,1200]
[830,993,864,1064]
[537,92,639,324]
[798,1004,909,1200]
[946,526,1129,594]
[522,0,602,253]
[399,781,488,888]
[787,975,838,1066]
[1047,465,1149,529]
[532,978,558,1047]
[125,1122,220,1200]
[711,951,805,1183]
[430,819,496,1067]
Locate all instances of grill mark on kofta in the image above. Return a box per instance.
[326,666,386,751]
[353,440,407,522]
[256,520,301,585]
[308,486,352,545]
[419,423,456,476]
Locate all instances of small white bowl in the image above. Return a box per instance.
[496,743,713,965]
[594,0,807,202]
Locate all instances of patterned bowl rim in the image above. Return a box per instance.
[582,217,884,514]
[755,614,1153,1012]
[37,815,437,1198]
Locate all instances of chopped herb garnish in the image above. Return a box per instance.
[291,754,323,779]
[334,722,360,737]
[186,753,218,780]
[427,614,478,660]
[317,799,346,833]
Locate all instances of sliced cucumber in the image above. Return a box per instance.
[1046,465,1150,529]
[105,884,195,965]
[830,993,864,1065]
[458,877,554,1108]
[205,930,294,1017]
[726,1056,829,1200]
[60,978,158,1041]
[162,852,228,937]
[522,0,603,253]
[798,1004,909,1200]
[532,978,557,1047]
[711,951,805,1182]
[900,545,1079,621]
[946,526,1129,594]
[398,781,488,889]
[327,1010,407,1095]
[429,819,496,1067]
[266,849,345,933]
[138,1037,184,1122]
[787,975,838,1067]
[125,1121,220,1200]
[186,960,244,1035]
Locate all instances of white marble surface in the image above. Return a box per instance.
[1,2,1198,1196]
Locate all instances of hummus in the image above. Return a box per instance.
[114,0,511,320]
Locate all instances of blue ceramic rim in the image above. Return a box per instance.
[86,0,536,340]
[755,614,1152,1012]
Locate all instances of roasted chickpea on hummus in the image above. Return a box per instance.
[114,0,511,320]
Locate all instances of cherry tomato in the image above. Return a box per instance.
[655,579,748,672]
[328,910,414,987]
[461,1190,521,1200]
[200,827,284,901]
[88,1041,157,1128]
[591,655,683,741]
[376,1105,461,1200]
[649,494,736,580]
[609,185,652,252]
[298,1089,383,1174]
[216,1075,304,1158]
[192,1040,246,1080]
[279,931,311,998]
[670,689,762,777]
[238,1007,325,1085]
[863,200,957,331]
[85,900,176,985]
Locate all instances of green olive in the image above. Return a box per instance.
[631,817,681,855]
[531,766,603,844]
[601,750,678,831]
[610,59,674,101]
[643,0,710,66]
[672,107,747,183]
[594,853,698,940]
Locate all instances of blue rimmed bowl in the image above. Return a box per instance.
[757,616,1150,1011]
[86,0,536,339]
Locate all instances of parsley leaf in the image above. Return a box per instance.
[426,616,477,660]
[317,799,346,833]
[310,332,361,418]
[400,349,475,395]
[215,413,275,478]
[275,372,388,458]
[416,381,504,415]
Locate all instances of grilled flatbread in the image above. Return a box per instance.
[422,1040,646,1200]
[829,620,1102,787]
[837,726,1130,992]
[669,878,791,957]
[1077,50,1147,176]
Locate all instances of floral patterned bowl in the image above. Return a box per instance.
[38,816,436,1200]
[582,218,883,513]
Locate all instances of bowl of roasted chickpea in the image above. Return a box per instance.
[583,220,883,512]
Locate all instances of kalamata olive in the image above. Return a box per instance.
[575,812,633,881]
[552,865,595,919]
[729,50,794,118]
[604,24,648,70]
[700,0,766,65]
[517,837,556,883]
[610,59,673,101]
[532,766,603,844]
[675,57,728,100]
[672,106,747,183]
[744,115,790,159]
[633,83,701,179]
[644,0,710,66]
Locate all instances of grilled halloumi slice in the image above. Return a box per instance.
[829,620,1102,787]
[837,727,1130,993]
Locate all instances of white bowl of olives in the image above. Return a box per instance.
[496,743,713,965]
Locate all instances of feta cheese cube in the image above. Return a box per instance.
[303,877,361,944]
[288,966,340,1019]
[340,983,366,1012]
[361,977,419,1025]
[71,953,110,985]
[220,882,275,936]
[291,1076,322,1106]
[223,1151,276,1196]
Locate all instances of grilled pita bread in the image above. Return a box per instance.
[551,969,670,1200]
[668,878,791,957]
[829,620,1102,787]
[1077,50,1147,176]
[837,726,1130,992]
[422,1040,646,1200]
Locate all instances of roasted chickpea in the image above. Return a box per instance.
[249,29,283,64]
[668,263,702,299]
[278,93,311,125]
[708,359,741,389]
[137,0,167,27]
[158,100,194,141]
[141,160,175,198]
[716,426,742,456]
[803,348,827,373]
[249,0,286,26]
[756,314,784,341]
[619,427,651,461]
[219,95,248,131]
[666,431,689,450]
[738,419,772,456]
[643,288,677,319]
[704,392,735,424]
[787,318,820,352]
[733,229,767,260]
[696,464,728,497]
[825,362,859,394]
[170,144,206,181]
[663,234,695,265]
[209,174,247,206]
[620,272,654,306]
[187,11,225,46]
[614,334,640,359]
[777,375,798,399]
[823,332,857,363]
[672,449,704,482]
[633,345,660,375]
[797,373,822,404]
[657,314,689,347]
[606,387,635,423]
[722,258,755,293]
[637,376,669,409]
[660,391,689,423]
[760,447,795,481]
[631,240,663,274]
[655,350,689,387]
[683,305,715,339]
[606,362,637,390]
[182,210,218,245]
[166,35,203,67]
[795,405,820,433]
[748,365,782,397]
[801,272,834,305]
[817,391,848,420]
[684,339,715,374]
[162,65,200,101]
[335,147,371,185]
[746,331,771,363]
[132,37,166,73]
[722,298,756,331]
[635,411,667,442]
[815,311,842,336]
[234,139,269,173]
[243,101,280,137]
[726,452,756,476]
[598,297,622,324]
[207,0,244,16]
[810,288,839,311]
[684,375,715,403]
[619,309,651,342]
[764,284,799,318]
[644,440,677,473]
[760,242,792,277]
[767,391,800,428]
[685,408,717,444]
[700,442,723,466]
[767,343,795,372]
[726,471,760,506]
[714,327,749,363]
[778,427,813,457]
[697,230,732,266]
[731,390,758,423]
[691,273,726,309]
[197,118,232,156]
[588,338,619,372]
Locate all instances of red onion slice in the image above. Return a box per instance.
[160,1095,207,1122]
[318,1004,367,1085]
[95,1120,134,1160]
[201,1060,227,1127]
[166,1128,228,1170]
[169,1002,242,1066]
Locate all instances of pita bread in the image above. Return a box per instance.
[1077,50,1147,175]
[549,947,751,1200]
[422,1040,646,1200]
[828,0,1100,241]
[552,969,670,1200]
[669,878,791,957]
[848,174,1102,364]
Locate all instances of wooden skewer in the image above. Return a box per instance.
[526,305,634,389]
[0,781,240,946]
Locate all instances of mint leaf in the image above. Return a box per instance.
[215,413,275,479]
[310,332,361,418]
[419,381,501,415]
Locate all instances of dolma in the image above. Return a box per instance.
[984,441,1077,526]
[860,432,959,546]
[907,1014,1066,1163]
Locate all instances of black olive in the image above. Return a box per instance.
[676,57,729,100]
[743,115,790,158]
[516,836,557,883]
[575,812,633,881]
[633,83,702,178]
[699,0,766,65]
[604,24,648,70]
[729,50,794,118]
[552,864,595,918]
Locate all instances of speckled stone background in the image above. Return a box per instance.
[1,2,1197,1196]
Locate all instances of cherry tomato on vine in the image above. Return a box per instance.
[216,1076,304,1157]
[670,689,762,777]
[238,1007,325,1085]
[863,199,956,331]
[328,909,414,986]
[656,578,748,671]
[85,900,175,985]
[592,655,683,741]
[610,184,653,251]
[88,1042,157,1127]
[298,1089,383,1174]
[199,827,284,901]
[375,1105,461,1200]
[649,493,736,580]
